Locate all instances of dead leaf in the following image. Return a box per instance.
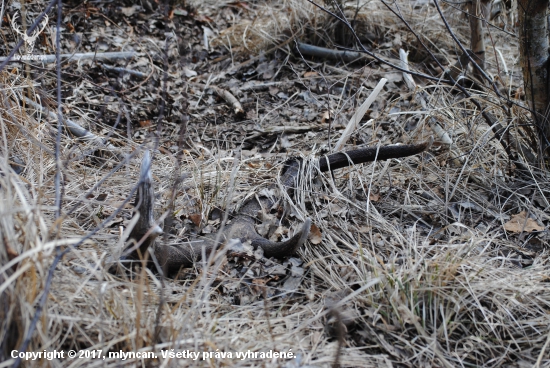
[358,225,371,233]
[268,86,279,96]
[173,8,188,16]
[139,120,152,128]
[202,224,215,234]
[369,192,380,202]
[321,110,331,124]
[252,278,267,286]
[183,67,198,77]
[120,5,140,17]
[384,72,403,84]
[6,242,18,262]
[189,213,202,227]
[503,211,544,233]
[247,162,261,169]
[309,223,322,244]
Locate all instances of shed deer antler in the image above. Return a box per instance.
[122,138,432,276]
[11,12,49,54]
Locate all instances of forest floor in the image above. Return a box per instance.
[2,0,550,367]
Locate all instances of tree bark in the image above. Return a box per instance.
[518,0,550,142]
[468,0,492,79]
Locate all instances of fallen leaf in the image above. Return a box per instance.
[252,278,267,286]
[189,213,202,227]
[359,225,371,233]
[173,8,188,16]
[503,211,544,233]
[139,120,152,128]
[202,224,215,234]
[183,66,197,77]
[247,162,261,169]
[120,5,140,17]
[369,192,380,202]
[309,223,322,244]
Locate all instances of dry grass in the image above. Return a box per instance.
[1,0,550,367]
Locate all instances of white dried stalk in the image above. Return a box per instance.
[334,78,387,152]
[399,49,416,91]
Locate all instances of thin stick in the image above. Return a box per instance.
[190,82,244,116]
[100,64,147,78]
[210,86,244,116]
[54,0,62,219]
[334,78,387,152]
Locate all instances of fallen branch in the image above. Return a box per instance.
[100,63,147,78]
[241,81,291,91]
[190,83,244,116]
[296,42,366,63]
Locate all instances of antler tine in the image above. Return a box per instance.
[124,151,163,260]
[10,13,25,37]
[36,14,49,35]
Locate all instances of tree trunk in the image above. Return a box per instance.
[518,0,550,149]
[468,0,492,79]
